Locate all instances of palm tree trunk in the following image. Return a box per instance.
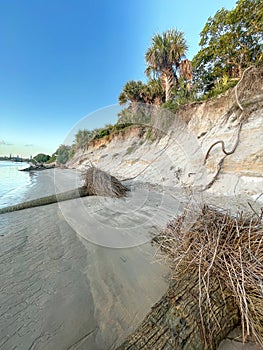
[161,67,177,102]
[116,272,239,350]
[0,187,89,214]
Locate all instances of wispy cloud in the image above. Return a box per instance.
[0,139,13,146]
[24,144,34,147]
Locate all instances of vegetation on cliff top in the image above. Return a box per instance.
[192,0,262,97]
[56,0,262,162]
[119,0,262,117]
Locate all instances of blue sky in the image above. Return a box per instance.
[0,0,236,157]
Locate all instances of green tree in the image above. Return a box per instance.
[145,29,189,101]
[33,153,50,163]
[74,129,93,149]
[192,0,263,94]
[68,147,75,159]
[55,145,71,165]
[141,79,165,105]
[119,79,165,107]
[118,80,146,105]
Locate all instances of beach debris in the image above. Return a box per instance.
[82,166,128,198]
[19,162,55,171]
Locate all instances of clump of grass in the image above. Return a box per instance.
[145,128,158,142]
[153,205,263,347]
[146,128,152,139]
[126,146,135,155]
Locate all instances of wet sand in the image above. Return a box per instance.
[0,169,174,349]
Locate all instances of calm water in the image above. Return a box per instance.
[0,161,37,208]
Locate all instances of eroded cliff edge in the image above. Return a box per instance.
[67,67,263,206]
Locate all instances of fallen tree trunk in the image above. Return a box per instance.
[0,167,129,214]
[116,272,239,350]
[0,186,89,214]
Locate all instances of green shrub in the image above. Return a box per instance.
[146,129,152,139]
[55,145,71,164]
[113,122,133,131]
[33,153,50,163]
[126,146,135,155]
[93,128,110,140]
[46,155,56,164]
[207,78,238,98]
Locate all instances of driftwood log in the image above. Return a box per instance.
[0,167,128,214]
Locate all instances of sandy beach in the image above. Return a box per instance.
[0,169,260,349]
[0,169,173,349]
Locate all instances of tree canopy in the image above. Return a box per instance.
[74,129,93,149]
[145,29,190,101]
[192,0,263,93]
[118,0,262,107]
[49,0,263,161]
[118,80,146,105]
[33,153,50,163]
[119,79,165,106]
[55,145,71,165]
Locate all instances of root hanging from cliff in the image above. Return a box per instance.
[235,66,263,116]
[202,121,243,191]
[234,66,254,112]
[203,122,243,166]
[202,66,260,191]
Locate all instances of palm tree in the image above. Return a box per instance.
[119,78,165,106]
[141,79,165,105]
[145,29,188,101]
[118,80,145,105]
